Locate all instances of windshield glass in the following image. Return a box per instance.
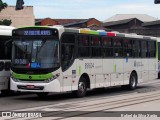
[12,38,59,69]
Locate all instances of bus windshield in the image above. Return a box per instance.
[12,38,59,69]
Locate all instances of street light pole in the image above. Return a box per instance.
[16,0,24,10]
[155,0,160,4]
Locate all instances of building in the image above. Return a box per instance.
[103,18,143,30]
[0,6,35,27]
[35,18,104,30]
[142,20,160,29]
[104,14,158,22]
[103,14,160,37]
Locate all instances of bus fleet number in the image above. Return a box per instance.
[85,63,94,69]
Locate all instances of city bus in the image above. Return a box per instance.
[10,25,158,97]
[0,25,15,95]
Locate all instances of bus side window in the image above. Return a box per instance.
[5,39,12,59]
[141,41,148,58]
[78,35,90,57]
[0,36,12,60]
[114,37,123,57]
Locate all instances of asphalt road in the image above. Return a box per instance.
[0,79,160,112]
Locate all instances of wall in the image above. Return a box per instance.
[0,6,35,27]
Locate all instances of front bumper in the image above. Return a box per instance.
[10,78,61,92]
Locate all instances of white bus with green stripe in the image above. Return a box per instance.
[0,25,15,95]
[10,25,158,97]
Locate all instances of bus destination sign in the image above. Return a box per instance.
[24,30,51,36]
[13,29,58,37]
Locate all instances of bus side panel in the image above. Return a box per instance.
[148,58,157,80]
[0,77,9,90]
[123,58,133,85]
[133,59,143,83]
[62,61,77,92]
[142,59,149,82]
[111,59,124,86]
[0,65,10,90]
[102,59,113,87]
[90,59,103,88]
[76,59,92,88]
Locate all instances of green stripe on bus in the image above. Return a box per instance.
[114,64,116,73]
[12,72,53,80]
[78,66,81,76]
[89,30,99,35]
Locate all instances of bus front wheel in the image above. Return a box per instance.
[76,77,87,98]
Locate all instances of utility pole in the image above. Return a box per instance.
[16,0,24,10]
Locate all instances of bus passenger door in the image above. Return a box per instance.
[61,33,76,92]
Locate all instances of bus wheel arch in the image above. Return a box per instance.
[75,73,90,97]
[128,70,138,90]
[80,73,90,89]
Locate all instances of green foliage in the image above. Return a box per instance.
[0,0,11,26]
[0,19,12,26]
[0,0,8,11]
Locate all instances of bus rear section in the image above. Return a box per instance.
[0,25,15,95]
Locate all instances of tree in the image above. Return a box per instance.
[0,19,12,26]
[0,1,12,26]
[0,0,7,11]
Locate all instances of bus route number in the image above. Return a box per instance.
[85,63,94,69]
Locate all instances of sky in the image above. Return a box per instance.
[2,0,160,21]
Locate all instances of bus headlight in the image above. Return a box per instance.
[45,73,60,83]
[12,77,20,82]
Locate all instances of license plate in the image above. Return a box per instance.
[26,85,35,89]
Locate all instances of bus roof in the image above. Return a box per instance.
[64,27,157,40]
[0,25,15,30]
[14,25,157,41]
[0,25,15,36]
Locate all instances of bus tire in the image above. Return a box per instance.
[128,72,137,90]
[36,92,48,98]
[76,77,87,98]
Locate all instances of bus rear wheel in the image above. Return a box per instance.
[36,92,48,98]
[76,77,87,98]
[128,72,137,90]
